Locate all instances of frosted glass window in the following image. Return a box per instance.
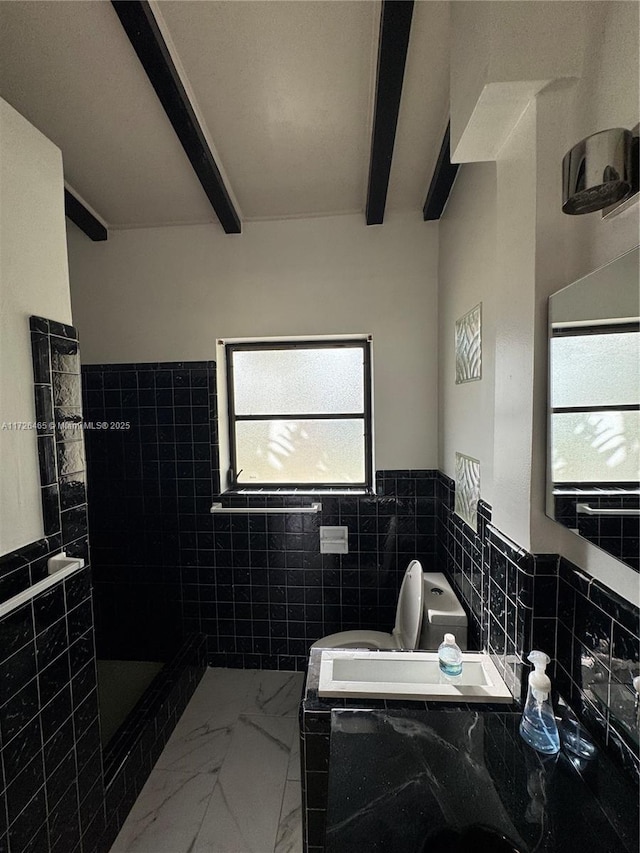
[551,411,640,482]
[551,331,639,408]
[225,339,372,487]
[233,348,364,415]
[235,420,365,484]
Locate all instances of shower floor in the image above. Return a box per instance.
[97,659,164,745]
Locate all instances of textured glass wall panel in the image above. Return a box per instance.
[455,304,482,384]
[454,452,481,530]
[551,332,639,407]
[551,411,640,482]
[233,347,364,415]
[235,419,365,483]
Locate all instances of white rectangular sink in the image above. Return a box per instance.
[318,650,513,703]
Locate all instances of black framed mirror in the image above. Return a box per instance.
[547,246,640,572]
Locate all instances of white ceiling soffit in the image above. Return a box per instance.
[0,0,215,228]
[158,0,379,222]
[0,0,451,229]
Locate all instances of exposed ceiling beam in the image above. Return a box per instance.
[111,0,241,234]
[423,122,459,221]
[366,0,414,226]
[64,188,108,241]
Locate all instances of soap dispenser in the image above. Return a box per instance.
[519,650,560,755]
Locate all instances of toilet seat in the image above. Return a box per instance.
[310,629,400,650]
[310,559,424,651]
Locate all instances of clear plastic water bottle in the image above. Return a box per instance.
[438,633,463,677]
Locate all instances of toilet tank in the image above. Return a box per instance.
[418,572,468,650]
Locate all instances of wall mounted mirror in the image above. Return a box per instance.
[547,246,640,573]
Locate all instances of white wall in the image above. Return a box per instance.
[67,212,440,470]
[443,1,640,603]
[0,98,72,555]
[530,1,640,603]
[438,162,496,507]
[450,1,586,163]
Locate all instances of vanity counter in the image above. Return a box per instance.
[324,707,638,853]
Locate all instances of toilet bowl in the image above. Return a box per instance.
[311,564,468,652]
[311,560,424,650]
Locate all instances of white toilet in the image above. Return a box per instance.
[311,559,424,650]
[418,571,467,650]
[310,564,468,651]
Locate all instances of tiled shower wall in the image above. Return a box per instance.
[82,361,218,661]
[436,472,639,785]
[82,360,440,671]
[0,329,207,853]
[0,318,104,853]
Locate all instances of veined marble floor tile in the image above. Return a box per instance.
[193,714,296,853]
[274,780,303,853]
[287,722,301,781]
[243,671,305,717]
[109,769,218,853]
[183,667,257,721]
[155,714,234,775]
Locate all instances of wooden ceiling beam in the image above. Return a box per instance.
[64,188,108,241]
[112,0,241,234]
[423,122,459,221]
[366,1,414,226]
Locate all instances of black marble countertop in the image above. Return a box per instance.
[325,707,639,853]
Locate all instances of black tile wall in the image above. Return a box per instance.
[82,361,441,672]
[192,470,439,671]
[554,491,640,573]
[0,564,102,853]
[82,361,218,661]
[0,321,206,853]
[555,558,639,784]
[436,471,639,789]
[0,317,106,853]
[30,318,88,551]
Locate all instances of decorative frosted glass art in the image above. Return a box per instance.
[455,452,481,530]
[455,303,482,384]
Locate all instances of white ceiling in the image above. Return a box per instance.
[0,0,450,230]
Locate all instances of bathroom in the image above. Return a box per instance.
[0,1,638,852]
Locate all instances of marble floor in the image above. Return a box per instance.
[109,668,305,853]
